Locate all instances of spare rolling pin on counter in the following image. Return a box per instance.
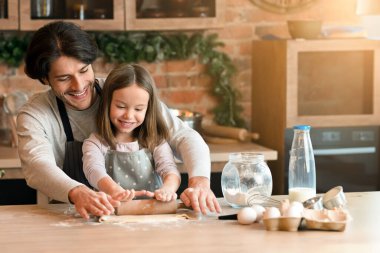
[115,199,190,215]
[201,124,259,142]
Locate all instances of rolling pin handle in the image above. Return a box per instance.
[251,132,260,141]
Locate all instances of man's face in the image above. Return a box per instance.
[45,56,96,110]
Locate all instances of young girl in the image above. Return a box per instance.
[83,64,180,202]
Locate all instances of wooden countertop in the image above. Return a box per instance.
[0,146,23,179]
[0,146,21,168]
[207,142,277,162]
[0,142,277,170]
[0,192,379,253]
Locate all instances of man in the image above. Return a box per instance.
[18,21,221,219]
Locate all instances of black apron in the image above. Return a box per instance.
[57,82,101,188]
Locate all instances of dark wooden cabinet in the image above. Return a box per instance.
[0,179,36,205]
[2,0,225,31]
[0,0,18,30]
[125,0,225,31]
[20,0,125,31]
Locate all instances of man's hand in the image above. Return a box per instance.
[180,176,222,215]
[68,185,119,219]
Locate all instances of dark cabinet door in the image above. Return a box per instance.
[0,179,36,205]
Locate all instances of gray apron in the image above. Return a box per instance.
[105,148,163,193]
[57,82,102,188]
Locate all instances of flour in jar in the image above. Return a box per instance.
[224,189,248,206]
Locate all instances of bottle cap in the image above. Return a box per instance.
[293,125,311,130]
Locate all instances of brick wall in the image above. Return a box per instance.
[0,0,361,127]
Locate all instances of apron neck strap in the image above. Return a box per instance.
[56,97,74,141]
[94,79,102,95]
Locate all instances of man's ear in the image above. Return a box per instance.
[41,77,49,86]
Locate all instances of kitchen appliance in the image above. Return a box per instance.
[251,39,380,194]
[285,126,380,193]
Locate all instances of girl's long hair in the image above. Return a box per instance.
[97,64,169,151]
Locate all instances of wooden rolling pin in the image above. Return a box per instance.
[201,124,259,141]
[115,199,188,215]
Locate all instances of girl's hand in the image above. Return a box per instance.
[112,189,135,202]
[134,190,155,198]
[114,189,155,202]
[154,187,177,202]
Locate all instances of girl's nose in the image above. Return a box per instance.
[123,110,132,119]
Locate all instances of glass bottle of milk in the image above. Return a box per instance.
[288,125,316,202]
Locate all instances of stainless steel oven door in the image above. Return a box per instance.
[285,126,380,194]
[314,146,378,192]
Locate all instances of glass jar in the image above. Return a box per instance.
[221,152,273,208]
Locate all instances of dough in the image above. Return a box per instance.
[98,213,191,223]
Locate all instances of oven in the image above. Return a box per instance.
[285,126,380,193]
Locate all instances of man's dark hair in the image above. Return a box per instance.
[24,21,98,84]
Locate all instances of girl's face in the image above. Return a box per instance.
[110,84,149,142]
[46,56,96,110]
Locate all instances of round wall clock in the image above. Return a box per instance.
[250,0,319,14]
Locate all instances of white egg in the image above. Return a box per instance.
[263,207,281,219]
[280,199,290,215]
[282,201,304,217]
[251,204,266,222]
[237,207,257,225]
[289,201,304,214]
[283,205,303,217]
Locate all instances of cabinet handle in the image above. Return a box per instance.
[0,169,5,178]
